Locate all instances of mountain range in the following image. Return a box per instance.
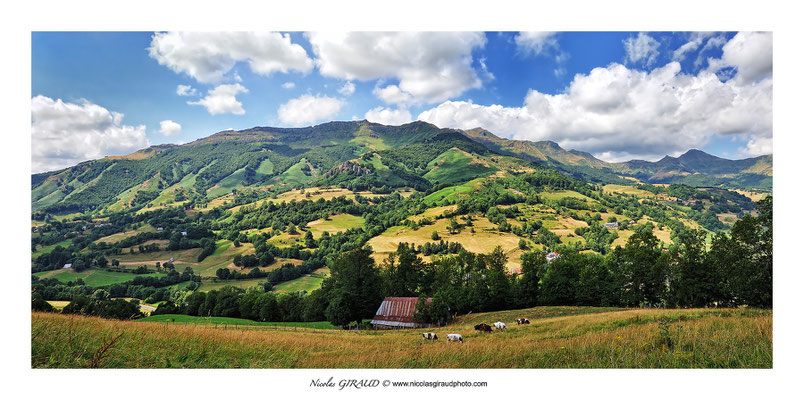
[31,120,772,214]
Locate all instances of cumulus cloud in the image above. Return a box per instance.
[188,84,248,115]
[277,94,343,126]
[31,96,149,173]
[307,32,486,103]
[373,84,413,104]
[623,32,660,66]
[419,61,772,161]
[158,120,181,136]
[338,81,355,96]
[281,81,295,89]
[364,107,412,126]
[740,136,773,157]
[515,32,558,56]
[707,31,772,84]
[148,32,313,83]
[176,84,197,96]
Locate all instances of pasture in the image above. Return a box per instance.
[366,215,526,269]
[273,268,330,293]
[33,268,166,287]
[31,306,772,368]
[602,184,656,197]
[305,214,364,238]
[139,314,341,330]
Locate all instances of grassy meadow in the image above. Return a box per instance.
[31,306,771,368]
[33,269,166,287]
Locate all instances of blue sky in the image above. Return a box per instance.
[31,31,773,173]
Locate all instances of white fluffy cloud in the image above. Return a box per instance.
[158,120,182,136]
[338,81,355,96]
[277,94,343,126]
[623,32,660,66]
[31,96,149,173]
[307,32,486,104]
[419,61,772,161]
[373,84,413,104]
[364,107,412,126]
[188,84,248,115]
[281,82,295,89]
[176,84,197,96]
[707,31,773,84]
[515,32,558,56]
[148,32,313,83]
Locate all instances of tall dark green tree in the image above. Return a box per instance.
[324,246,384,327]
[668,229,716,307]
[608,229,669,307]
[516,250,546,307]
[710,195,772,307]
[382,243,426,297]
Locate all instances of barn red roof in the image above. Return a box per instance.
[370,297,431,328]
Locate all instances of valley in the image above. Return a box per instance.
[30,120,772,368]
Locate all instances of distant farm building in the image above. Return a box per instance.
[603,222,619,229]
[508,267,523,276]
[370,297,432,329]
[181,231,187,236]
[157,227,164,231]
[63,263,72,269]
[546,251,561,262]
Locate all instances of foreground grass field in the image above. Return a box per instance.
[31,306,771,368]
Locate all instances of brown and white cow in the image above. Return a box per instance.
[474,323,492,333]
[422,332,439,341]
[516,318,530,325]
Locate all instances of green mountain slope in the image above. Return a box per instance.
[461,127,772,191]
[31,121,772,215]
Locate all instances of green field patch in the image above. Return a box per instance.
[306,214,365,238]
[207,167,248,199]
[139,314,342,329]
[198,278,267,292]
[33,268,166,287]
[277,158,316,188]
[32,239,72,258]
[423,179,481,206]
[273,268,329,293]
[255,158,274,176]
[423,148,497,185]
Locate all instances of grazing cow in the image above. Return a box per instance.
[422,332,439,341]
[446,333,463,343]
[516,318,530,325]
[494,321,507,330]
[474,323,493,333]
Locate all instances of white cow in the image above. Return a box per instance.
[446,333,463,343]
[422,332,439,341]
[494,321,507,330]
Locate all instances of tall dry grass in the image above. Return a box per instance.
[31,307,771,368]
